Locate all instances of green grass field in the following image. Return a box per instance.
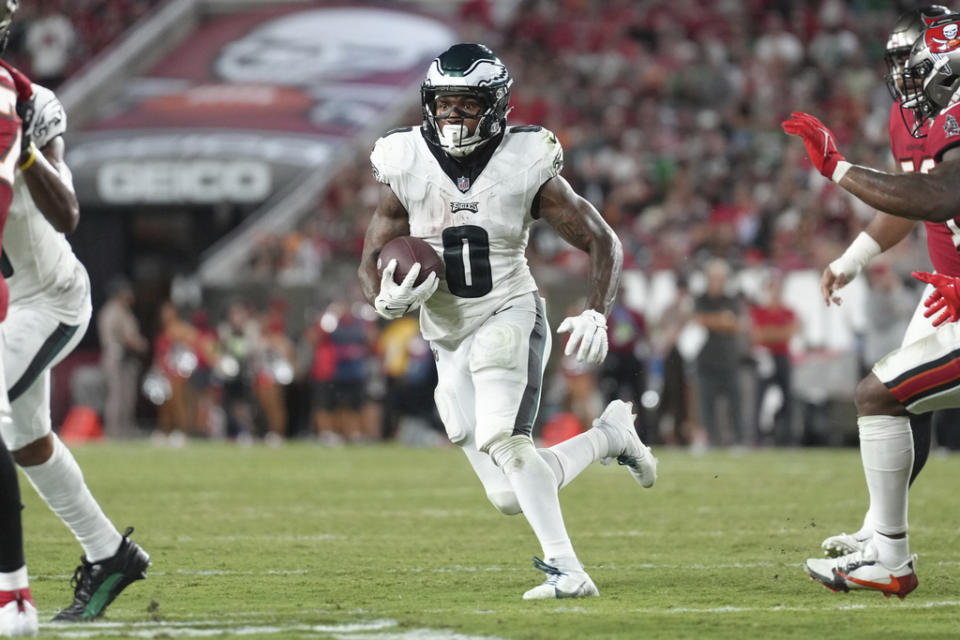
[17,442,960,639]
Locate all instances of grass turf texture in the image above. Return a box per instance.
[19,443,960,639]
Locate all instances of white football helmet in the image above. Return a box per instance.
[420,43,512,157]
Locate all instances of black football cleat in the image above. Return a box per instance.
[51,527,150,622]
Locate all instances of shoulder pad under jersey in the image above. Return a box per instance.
[27,84,66,149]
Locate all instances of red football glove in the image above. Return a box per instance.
[781,111,849,181]
[913,271,960,327]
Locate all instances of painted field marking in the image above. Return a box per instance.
[41,618,507,640]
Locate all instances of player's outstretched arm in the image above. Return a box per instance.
[19,136,79,234]
[835,153,960,223]
[783,112,960,223]
[358,184,410,305]
[537,175,622,315]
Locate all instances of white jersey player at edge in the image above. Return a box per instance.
[2,80,149,622]
[358,43,657,599]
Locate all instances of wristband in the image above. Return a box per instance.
[831,160,852,183]
[829,231,881,281]
[18,142,35,171]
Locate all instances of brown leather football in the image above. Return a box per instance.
[378,236,444,286]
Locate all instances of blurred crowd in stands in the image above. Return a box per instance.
[41,0,960,450]
[5,0,161,88]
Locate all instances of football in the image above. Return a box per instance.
[378,236,444,287]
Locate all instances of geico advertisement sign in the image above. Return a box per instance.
[97,160,271,204]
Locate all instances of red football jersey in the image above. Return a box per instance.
[889,101,960,276]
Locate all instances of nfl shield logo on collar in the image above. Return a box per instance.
[457,176,470,192]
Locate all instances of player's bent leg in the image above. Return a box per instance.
[8,436,51,468]
[9,428,149,622]
[487,434,595,599]
[539,399,657,490]
[592,400,657,487]
[854,373,908,418]
[466,296,596,598]
[460,442,521,515]
[9,402,125,565]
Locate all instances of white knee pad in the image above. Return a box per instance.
[486,489,522,516]
[434,381,471,445]
[469,322,523,373]
[486,433,536,470]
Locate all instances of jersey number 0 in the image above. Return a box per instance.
[442,225,492,298]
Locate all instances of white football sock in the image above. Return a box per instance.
[857,415,912,538]
[0,566,27,591]
[873,532,911,568]
[489,435,576,559]
[539,428,607,490]
[855,512,876,540]
[21,435,122,562]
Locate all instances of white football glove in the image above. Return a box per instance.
[373,259,439,320]
[557,309,608,365]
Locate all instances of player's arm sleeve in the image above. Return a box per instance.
[370,135,401,187]
[530,128,564,219]
[537,127,564,183]
[370,134,413,211]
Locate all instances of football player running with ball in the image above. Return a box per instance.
[0,56,149,622]
[783,13,960,599]
[817,5,955,561]
[359,43,657,599]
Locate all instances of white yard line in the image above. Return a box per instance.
[41,619,508,640]
[627,600,960,614]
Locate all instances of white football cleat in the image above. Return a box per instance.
[0,590,37,637]
[522,557,599,600]
[804,542,918,600]
[821,531,871,558]
[593,400,657,488]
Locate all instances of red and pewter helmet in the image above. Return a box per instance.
[902,13,960,136]
[885,5,951,101]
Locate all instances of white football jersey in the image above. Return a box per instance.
[371,125,563,344]
[3,84,87,318]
